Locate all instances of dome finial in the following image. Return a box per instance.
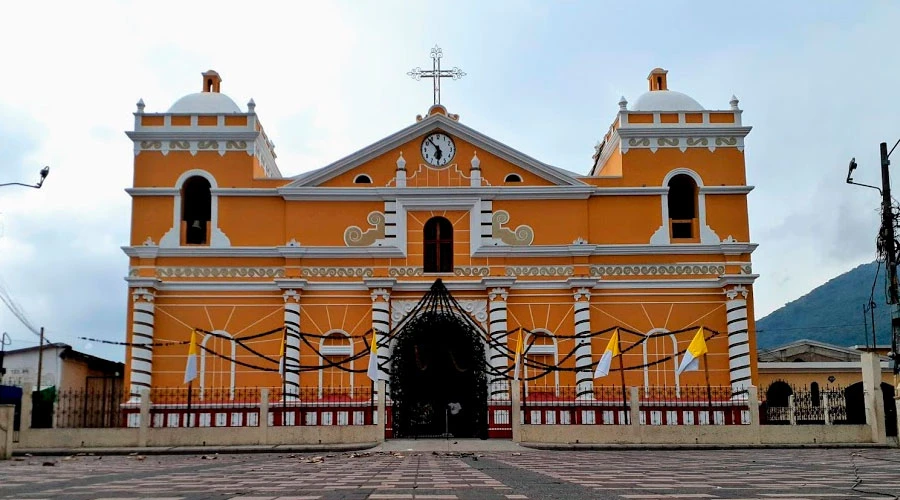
[247,98,256,114]
[730,94,740,110]
[136,98,145,113]
[396,151,406,171]
[618,96,628,111]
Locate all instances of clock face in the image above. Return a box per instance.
[421,132,456,167]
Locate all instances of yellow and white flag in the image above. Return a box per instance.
[676,327,709,375]
[183,330,199,384]
[594,329,621,378]
[512,328,525,381]
[278,335,286,376]
[366,330,382,382]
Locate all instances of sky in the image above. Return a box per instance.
[1,0,898,363]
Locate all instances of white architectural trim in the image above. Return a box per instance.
[395,197,482,256]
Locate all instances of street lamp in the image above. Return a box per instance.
[0,166,50,189]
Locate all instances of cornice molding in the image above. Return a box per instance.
[125,184,749,199]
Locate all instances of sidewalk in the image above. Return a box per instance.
[13,442,379,457]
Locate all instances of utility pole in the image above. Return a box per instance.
[879,141,900,376]
[36,327,44,391]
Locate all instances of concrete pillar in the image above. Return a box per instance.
[138,388,150,448]
[861,351,887,444]
[724,285,752,395]
[788,394,797,425]
[0,404,13,460]
[128,288,156,402]
[260,388,269,428]
[572,287,594,399]
[370,288,392,386]
[487,287,510,400]
[748,385,761,444]
[629,387,640,426]
[377,379,386,443]
[282,289,302,401]
[21,384,33,430]
[823,393,832,425]
[511,379,522,442]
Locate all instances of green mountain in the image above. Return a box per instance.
[755,261,893,349]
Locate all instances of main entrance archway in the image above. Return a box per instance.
[390,280,488,439]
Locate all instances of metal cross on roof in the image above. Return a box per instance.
[408,45,465,106]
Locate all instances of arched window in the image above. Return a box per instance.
[523,330,558,396]
[810,382,820,407]
[182,176,212,245]
[504,173,523,183]
[199,330,236,401]
[354,174,372,184]
[319,331,353,397]
[667,174,697,239]
[424,217,453,273]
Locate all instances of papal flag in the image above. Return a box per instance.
[593,328,621,378]
[512,327,525,380]
[676,327,709,375]
[366,330,383,382]
[184,330,199,384]
[278,335,286,376]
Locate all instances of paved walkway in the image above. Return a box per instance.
[2,447,899,499]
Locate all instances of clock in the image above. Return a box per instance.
[421,132,456,167]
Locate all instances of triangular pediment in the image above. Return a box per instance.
[288,113,584,187]
[758,339,863,362]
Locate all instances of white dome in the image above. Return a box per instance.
[168,92,242,114]
[632,90,703,111]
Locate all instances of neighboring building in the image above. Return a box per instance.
[758,339,893,388]
[0,343,124,391]
[757,339,896,435]
[122,67,757,433]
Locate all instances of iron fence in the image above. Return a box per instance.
[522,385,629,425]
[639,386,749,425]
[54,387,128,428]
[148,387,263,428]
[760,384,856,425]
[268,386,375,427]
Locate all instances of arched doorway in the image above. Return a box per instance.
[844,382,866,424]
[390,283,488,439]
[881,382,897,437]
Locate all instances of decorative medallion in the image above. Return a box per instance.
[344,211,386,247]
[491,210,534,246]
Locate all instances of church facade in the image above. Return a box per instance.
[122,67,757,410]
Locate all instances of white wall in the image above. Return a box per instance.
[0,346,65,390]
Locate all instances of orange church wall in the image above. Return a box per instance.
[619,149,748,187]
[131,197,175,246]
[218,196,286,246]
[494,200,585,245]
[587,196,661,244]
[133,152,270,188]
[317,137,555,188]
[705,194,750,242]
[285,201,382,246]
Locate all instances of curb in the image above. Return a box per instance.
[519,442,894,451]
[13,442,379,457]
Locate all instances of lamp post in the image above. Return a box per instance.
[0,166,50,189]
